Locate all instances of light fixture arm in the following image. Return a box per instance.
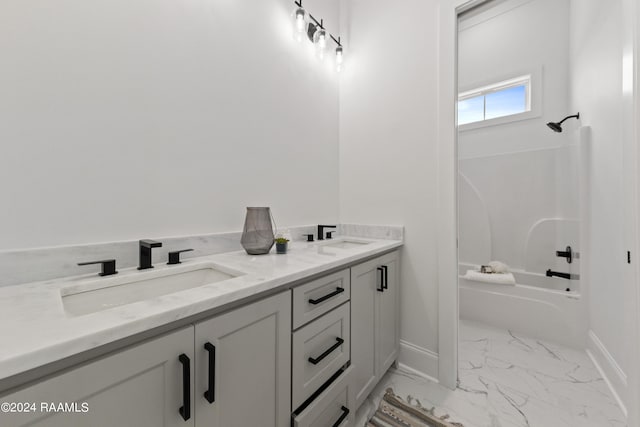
[309,14,324,29]
[297,1,341,46]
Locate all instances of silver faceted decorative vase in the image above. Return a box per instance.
[240,207,275,255]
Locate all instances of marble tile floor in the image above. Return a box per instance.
[356,320,626,427]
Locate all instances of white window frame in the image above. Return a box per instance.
[457,68,542,131]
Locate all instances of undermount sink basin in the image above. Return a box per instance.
[61,263,242,316]
[320,239,372,249]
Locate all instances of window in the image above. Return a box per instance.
[458,75,531,126]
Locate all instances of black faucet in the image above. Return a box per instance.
[317,225,337,241]
[138,239,162,270]
[546,269,574,280]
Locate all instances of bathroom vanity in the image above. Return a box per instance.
[0,232,401,427]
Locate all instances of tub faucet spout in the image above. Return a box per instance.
[546,269,574,280]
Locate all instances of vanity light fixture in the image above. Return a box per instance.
[292,0,343,69]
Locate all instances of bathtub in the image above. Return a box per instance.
[459,264,587,348]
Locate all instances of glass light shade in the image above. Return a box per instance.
[335,46,344,72]
[313,28,327,59]
[295,8,306,33]
[314,28,327,48]
[335,46,343,65]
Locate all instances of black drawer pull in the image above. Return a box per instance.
[377,267,384,292]
[204,342,215,404]
[332,406,350,427]
[381,265,389,290]
[308,337,345,365]
[178,354,191,421]
[309,287,345,305]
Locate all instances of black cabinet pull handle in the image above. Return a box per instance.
[308,337,344,365]
[309,287,344,305]
[332,406,350,427]
[381,265,388,290]
[204,342,215,404]
[376,267,384,292]
[178,354,191,421]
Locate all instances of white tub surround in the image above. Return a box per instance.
[0,225,402,387]
[459,272,586,349]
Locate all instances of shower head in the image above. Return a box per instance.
[547,122,563,132]
[546,113,580,133]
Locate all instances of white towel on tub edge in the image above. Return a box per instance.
[463,270,516,285]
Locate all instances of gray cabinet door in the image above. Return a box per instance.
[194,291,291,427]
[1,327,195,427]
[376,251,400,375]
[351,250,400,410]
[350,257,379,410]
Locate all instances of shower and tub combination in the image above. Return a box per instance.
[455,0,593,350]
[459,255,585,348]
[458,113,588,349]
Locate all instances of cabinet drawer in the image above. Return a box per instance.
[293,269,350,330]
[293,366,354,427]
[292,303,350,410]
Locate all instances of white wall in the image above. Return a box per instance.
[570,0,629,410]
[458,0,572,159]
[457,0,580,277]
[0,0,340,251]
[339,0,441,374]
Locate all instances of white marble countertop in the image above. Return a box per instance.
[0,236,402,382]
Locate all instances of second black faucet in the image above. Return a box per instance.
[138,239,162,270]
[317,225,337,241]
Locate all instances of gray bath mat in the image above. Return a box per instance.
[366,388,465,427]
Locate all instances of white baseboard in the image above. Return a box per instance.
[586,330,628,417]
[398,340,439,382]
